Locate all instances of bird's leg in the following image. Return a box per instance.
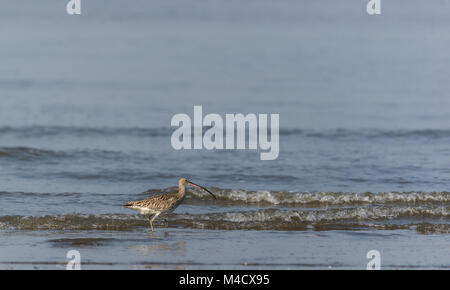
[149,213,160,233]
[147,216,154,232]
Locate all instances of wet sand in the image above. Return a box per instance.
[0,229,448,270]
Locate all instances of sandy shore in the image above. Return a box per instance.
[0,228,448,270]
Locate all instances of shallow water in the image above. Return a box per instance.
[0,0,449,269]
[0,189,448,233]
[1,229,449,270]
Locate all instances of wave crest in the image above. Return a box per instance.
[1,205,448,233]
[187,189,450,205]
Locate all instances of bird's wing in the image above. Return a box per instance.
[125,194,178,210]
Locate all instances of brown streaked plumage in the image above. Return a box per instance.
[124,178,216,232]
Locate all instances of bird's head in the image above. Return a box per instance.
[179,177,216,199]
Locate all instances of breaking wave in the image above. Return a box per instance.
[0,204,447,233]
[0,188,448,234]
[186,188,450,206]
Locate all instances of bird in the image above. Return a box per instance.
[124,178,216,232]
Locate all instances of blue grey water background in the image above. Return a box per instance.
[0,0,449,269]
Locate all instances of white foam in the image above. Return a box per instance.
[187,189,450,205]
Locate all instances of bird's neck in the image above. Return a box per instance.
[177,184,186,198]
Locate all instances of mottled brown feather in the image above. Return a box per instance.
[125,193,182,212]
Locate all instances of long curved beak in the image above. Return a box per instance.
[188,181,217,199]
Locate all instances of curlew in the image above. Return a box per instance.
[124,178,216,232]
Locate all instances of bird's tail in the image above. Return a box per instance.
[113,202,132,207]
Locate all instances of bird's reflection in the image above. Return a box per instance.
[130,241,186,256]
